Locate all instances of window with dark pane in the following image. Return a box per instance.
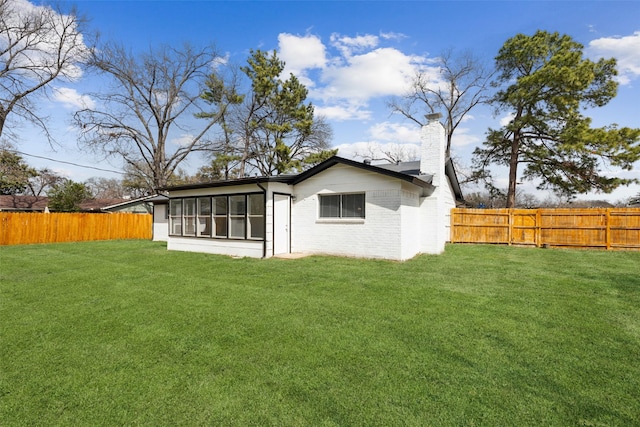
[248,193,265,239]
[319,194,340,218]
[229,195,246,238]
[197,197,212,237]
[213,196,228,237]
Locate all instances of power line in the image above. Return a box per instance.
[8,150,124,175]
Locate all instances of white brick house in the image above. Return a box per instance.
[161,115,464,261]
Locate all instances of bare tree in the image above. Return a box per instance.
[74,43,222,190]
[388,48,494,156]
[355,142,419,164]
[84,176,128,199]
[0,0,90,141]
[25,167,63,197]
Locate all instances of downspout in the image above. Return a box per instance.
[256,182,267,259]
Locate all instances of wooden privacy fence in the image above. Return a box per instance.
[0,212,152,246]
[451,208,640,250]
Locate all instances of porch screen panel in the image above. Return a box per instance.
[169,199,182,235]
[213,196,228,237]
[197,197,212,237]
[183,198,196,236]
[229,195,246,238]
[247,194,265,239]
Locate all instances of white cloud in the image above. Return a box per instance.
[332,121,422,162]
[368,122,421,144]
[588,31,640,84]
[211,53,230,70]
[171,134,195,147]
[3,0,89,81]
[333,141,372,160]
[314,103,372,121]
[451,127,482,148]
[320,47,425,101]
[53,87,95,109]
[278,33,326,77]
[330,33,379,58]
[380,32,408,42]
[333,141,420,162]
[277,32,436,121]
[499,112,515,127]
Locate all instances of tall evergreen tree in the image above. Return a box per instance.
[200,50,334,177]
[0,148,36,195]
[473,30,640,207]
[47,179,92,212]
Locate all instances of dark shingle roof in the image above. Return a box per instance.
[161,155,464,203]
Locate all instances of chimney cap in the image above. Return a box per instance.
[426,112,442,122]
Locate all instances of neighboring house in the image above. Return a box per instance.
[161,114,464,261]
[81,198,132,212]
[0,195,143,212]
[0,195,49,211]
[102,194,170,242]
[102,195,158,214]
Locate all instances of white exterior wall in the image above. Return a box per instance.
[266,182,294,257]
[400,182,421,261]
[291,164,422,261]
[168,236,263,258]
[443,179,456,242]
[420,176,456,252]
[152,204,168,242]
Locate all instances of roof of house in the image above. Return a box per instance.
[160,175,295,191]
[80,198,129,211]
[146,194,170,204]
[0,195,49,211]
[101,194,167,210]
[0,195,132,212]
[291,156,436,195]
[162,155,464,202]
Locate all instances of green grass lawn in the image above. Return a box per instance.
[1,241,639,426]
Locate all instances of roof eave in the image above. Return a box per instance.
[293,156,435,191]
[161,175,295,192]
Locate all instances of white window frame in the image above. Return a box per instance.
[319,193,365,219]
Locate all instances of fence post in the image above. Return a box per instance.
[535,209,541,248]
[450,209,456,244]
[507,209,513,246]
[605,209,611,250]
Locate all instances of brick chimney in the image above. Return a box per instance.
[419,112,448,254]
[419,112,445,182]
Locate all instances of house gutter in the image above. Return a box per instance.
[256,182,268,259]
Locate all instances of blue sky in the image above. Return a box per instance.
[17,1,640,202]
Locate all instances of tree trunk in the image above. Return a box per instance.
[506,130,520,208]
[0,110,6,139]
